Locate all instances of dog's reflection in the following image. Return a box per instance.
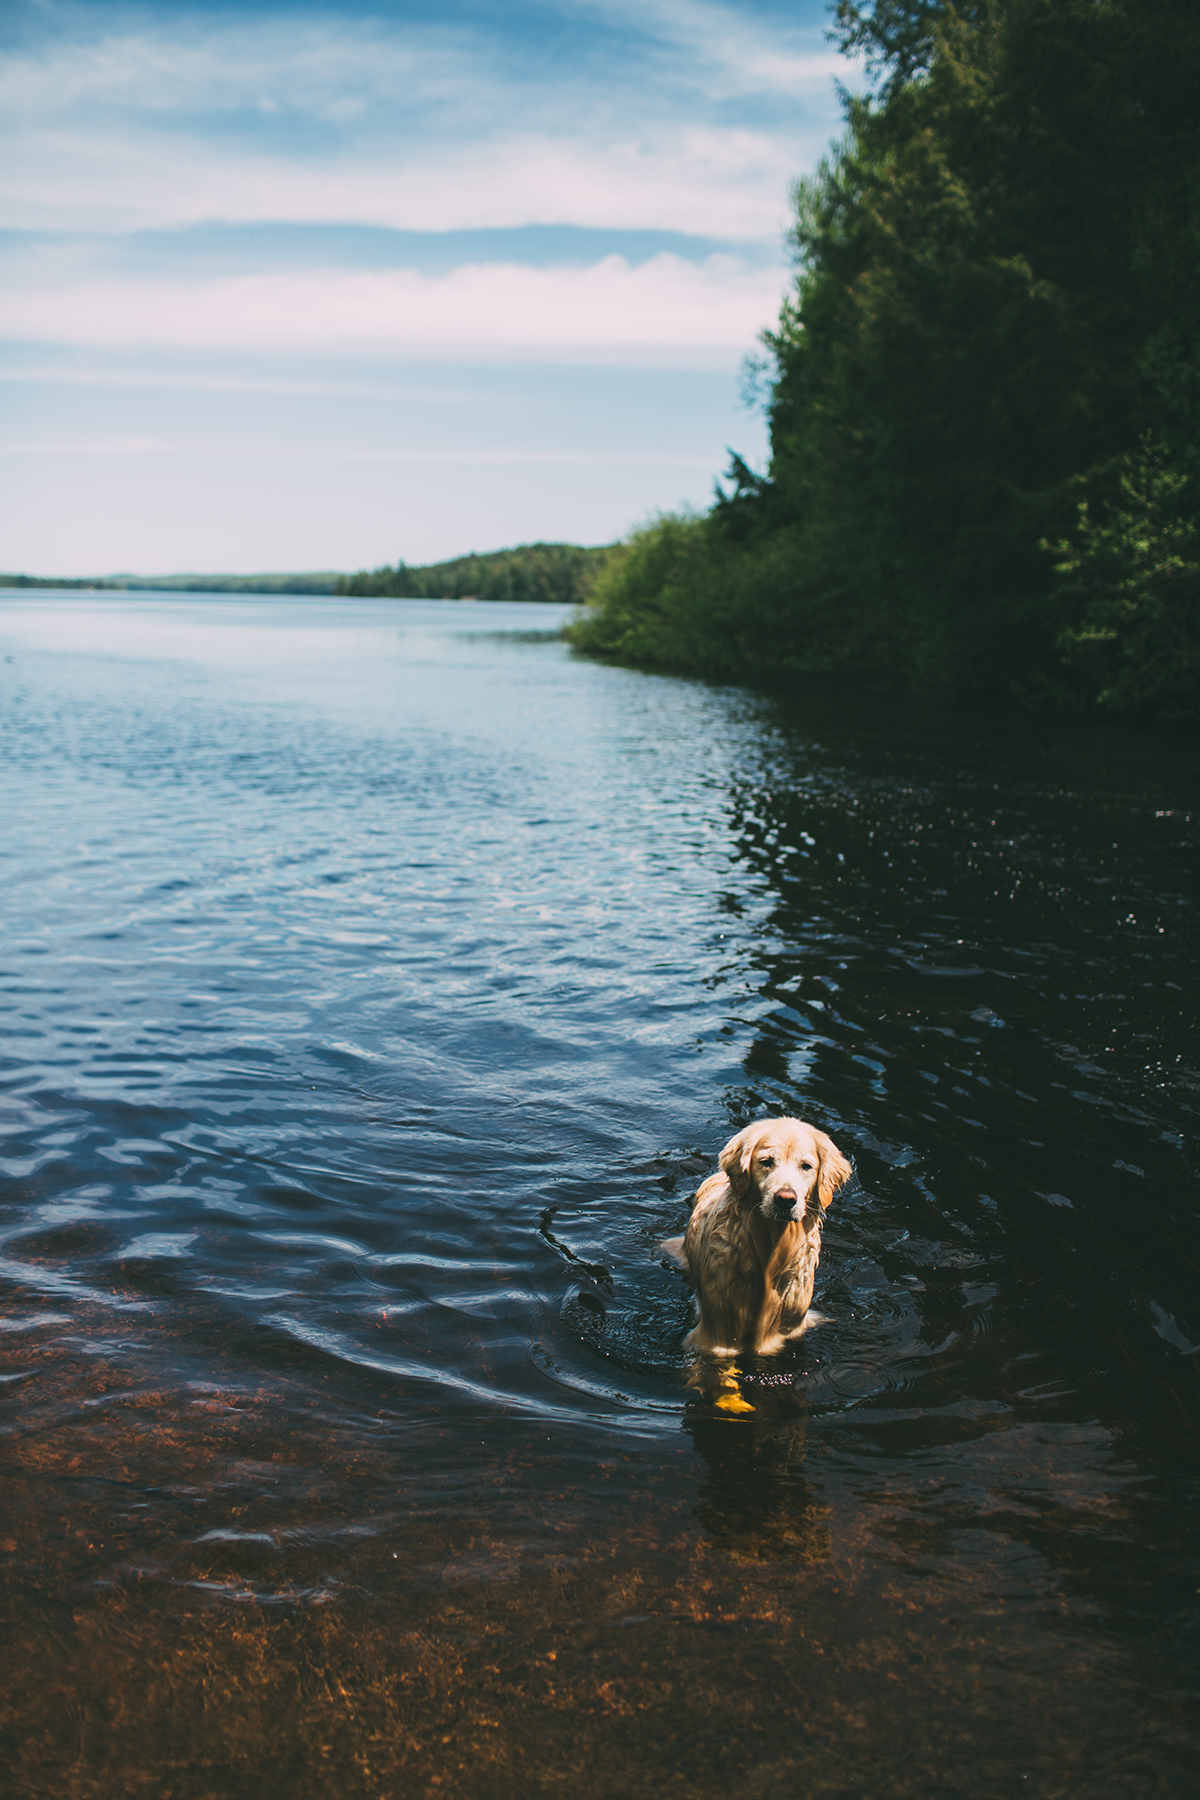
[682,1360,830,1563]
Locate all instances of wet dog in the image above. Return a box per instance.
[663,1117,852,1357]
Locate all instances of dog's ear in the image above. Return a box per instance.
[718,1126,755,1197]
[815,1131,852,1209]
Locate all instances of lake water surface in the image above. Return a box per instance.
[1,592,1197,1798]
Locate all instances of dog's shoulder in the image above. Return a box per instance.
[684,1170,733,1250]
[684,1172,757,1283]
[690,1170,731,1216]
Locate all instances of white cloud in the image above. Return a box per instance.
[2,125,805,239]
[0,364,501,402]
[4,438,717,467]
[0,3,819,570]
[0,9,843,237]
[0,252,786,357]
[567,0,847,97]
[0,18,453,122]
[0,7,840,122]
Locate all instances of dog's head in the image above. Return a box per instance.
[718,1117,851,1226]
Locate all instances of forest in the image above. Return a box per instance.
[336,541,611,605]
[570,0,1200,723]
[0,572,344,594]
[1,547,608,603]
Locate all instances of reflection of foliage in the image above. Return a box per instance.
[336,541,613,605]
[1049,438,1200,721]
[574,0,1200,723]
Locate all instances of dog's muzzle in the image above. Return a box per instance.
[771,1187,802,1222]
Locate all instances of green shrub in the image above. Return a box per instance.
[1051,438,1200,722]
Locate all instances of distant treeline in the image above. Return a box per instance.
[1,551,611,600]
[0,573,343,594]
[335,541,613,604]
[0,574,118,590]
[111,573,343,594]
[571,0,1200,724]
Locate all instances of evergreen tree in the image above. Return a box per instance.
[573,0,1200,722]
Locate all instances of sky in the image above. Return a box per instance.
[1,0,854,576]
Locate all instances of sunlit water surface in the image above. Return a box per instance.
[1,593,1197,1797]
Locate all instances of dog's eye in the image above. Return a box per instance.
[758,1155,775,1168]
[799,1161,813,1172]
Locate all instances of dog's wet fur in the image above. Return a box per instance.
[663,1117,852,1357]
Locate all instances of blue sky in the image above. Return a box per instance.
[1,0,853,575]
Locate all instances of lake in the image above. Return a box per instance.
[1,591,1197,1798]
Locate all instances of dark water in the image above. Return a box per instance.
[1,592,1197,1799]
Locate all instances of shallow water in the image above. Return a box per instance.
[1,591,1197,1798]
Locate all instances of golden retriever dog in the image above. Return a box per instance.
[663,1117,852,1358]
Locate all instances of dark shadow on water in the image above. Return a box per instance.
[683,1367,829,1564]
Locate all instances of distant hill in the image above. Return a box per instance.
[0,573,120,590]
[110,573,344,594]
[2,543,612,604]
[335,541,614,605]
[0,571,342,593]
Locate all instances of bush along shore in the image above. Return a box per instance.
[569,0,1200,725]
[336,541,613,605]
